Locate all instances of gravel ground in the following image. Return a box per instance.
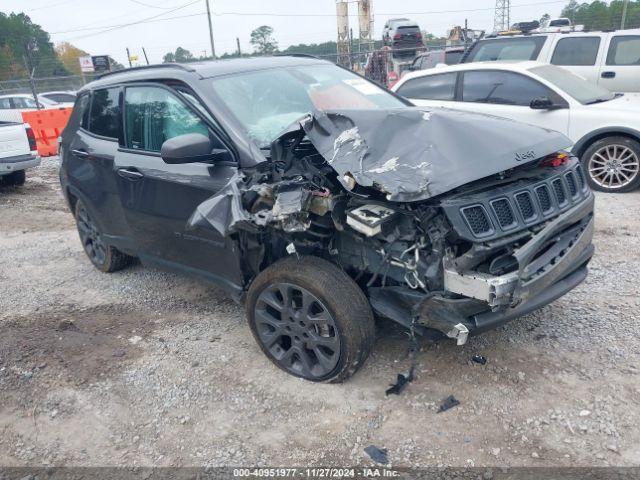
[0,157,639,468]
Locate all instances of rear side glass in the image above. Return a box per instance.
[396,72,457,100]
[606,35,640,66]
[0,98,11,109]
[88,88,121,139]
[445,51,463,65]
[551,37,600,66]
[465,37,547,62]
[73,94,90,130]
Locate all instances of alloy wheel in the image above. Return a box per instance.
[76,204,107,266]
[588,144,639,190]
[254,283,341,379]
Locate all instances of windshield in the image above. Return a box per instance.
[465,36,547,62]
[530,65,615,104]
[210,64,405,148]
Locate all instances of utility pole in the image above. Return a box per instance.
[205,0,216,58]
[621,0,629,29]
[126,47,132,68]
[236,37,241,57]
[142,47,150,65]
[23,39,40,109]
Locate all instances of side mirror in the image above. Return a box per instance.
[530,96,557,110]
[160,133,231,164]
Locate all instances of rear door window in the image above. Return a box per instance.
[396,72,457,100]
[461,70,556,106]
[0,98,11,109]
[465,36,547,62]
[551,37,601,66]
[606,35,640,65]
[88,88,121,139]
[124,86,209,153]
[445,50,463,65]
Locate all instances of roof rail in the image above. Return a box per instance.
[97,63,196,80]
[274,53,322,60]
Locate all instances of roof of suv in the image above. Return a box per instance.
[82,55,331,91]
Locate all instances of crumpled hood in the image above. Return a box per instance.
[300,107,572,202]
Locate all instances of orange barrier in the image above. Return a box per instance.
[21,108,72,157]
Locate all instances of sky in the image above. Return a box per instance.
[3,0,568,66]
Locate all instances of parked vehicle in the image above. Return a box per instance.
[393,61,640,192]
[382,18,410,44]
[60,57,594,382]
[0,121,40,186]
[0,93,58,110]
[408,46,466,72]
[534,17,579,33]
[461,29,640,92]
[39,90,77,107]
[384,21,424,57]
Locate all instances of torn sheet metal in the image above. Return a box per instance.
[188,172,266,236]
[301,107,571,202]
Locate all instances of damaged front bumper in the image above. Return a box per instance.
[372,193,595,344]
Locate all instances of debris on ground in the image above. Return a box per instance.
[471,354,487,365]
[438,395,460,413]
[364,445,389,465]
[385,372,413,396]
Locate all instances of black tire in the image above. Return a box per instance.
[74,199,133,273]
[246,255,376,383]
[581,136,640,193]
[5,170,26,186]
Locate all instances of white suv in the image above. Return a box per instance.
[461,29,640,92]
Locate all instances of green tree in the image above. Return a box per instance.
[162,46,194,63]
[250,25,278,55]
[55,42,89,75]
[0,12,68,81]
[561,0,640,31]
[540,13,551,25]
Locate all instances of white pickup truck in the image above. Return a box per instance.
[0,120,40,186]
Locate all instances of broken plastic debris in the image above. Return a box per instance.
[364,445,389,465]
[471,354,487,365]
[437,395,460,413]
[385,372,413,396]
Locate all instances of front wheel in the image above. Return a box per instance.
[581,136,640,192]
[246,256,376,383]
[4,170,26,186]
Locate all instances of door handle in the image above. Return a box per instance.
[601,71,616,78]
[117,168,144,181]
[71,149,89,158]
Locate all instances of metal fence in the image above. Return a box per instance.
[0,73,102,96]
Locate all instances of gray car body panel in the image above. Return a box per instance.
[301,107,572,202]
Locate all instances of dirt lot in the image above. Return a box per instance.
[1,157,639,468]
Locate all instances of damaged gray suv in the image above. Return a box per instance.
[60,56,595,382]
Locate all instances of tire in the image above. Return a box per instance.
[5,170,26,186]
[581,136,640,193]
[74,199,134,273]
[246,255,376,383]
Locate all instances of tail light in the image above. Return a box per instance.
[25,125,37,152]
[415,32,422,39]
[393,33,402,40]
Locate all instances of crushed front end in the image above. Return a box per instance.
[190,107,595,344]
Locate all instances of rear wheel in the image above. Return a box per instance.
[74,200,134,272]
[246,256,375,383]
[581,136,640,192]
[4,170,26,186]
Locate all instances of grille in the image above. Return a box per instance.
[462,205,492,236]
[565,172,578,197]
[575,165,586,190]
[536,185,553,213]
[491,198,516,229]
[552,178,567,205]
[515,192,536,221]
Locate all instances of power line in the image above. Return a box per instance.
[127,0,178,9]
[51,0,567,38]
[61,0,203,41]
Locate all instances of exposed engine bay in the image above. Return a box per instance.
[189,108,595,343]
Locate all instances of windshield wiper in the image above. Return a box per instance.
[585,97,614,105]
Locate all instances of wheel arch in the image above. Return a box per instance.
[572,127,640,159]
